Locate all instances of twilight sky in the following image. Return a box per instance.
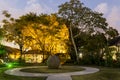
[0,0,120,33]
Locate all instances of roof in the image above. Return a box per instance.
[108,36,120,46]
[2,46,19,53]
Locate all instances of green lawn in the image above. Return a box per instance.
[72,67,120,80]
[20,66,84,73]
[0,67,46,80]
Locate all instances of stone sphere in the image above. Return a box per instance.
[47,55,60,69]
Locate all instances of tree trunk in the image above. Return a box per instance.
[42,40,45,63]
[19,45,23,63]
[69,24,79,64]
[69,47,77,62]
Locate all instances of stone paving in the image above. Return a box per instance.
[5,66,99,80]
[46,75,72,80]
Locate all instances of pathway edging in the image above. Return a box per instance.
[5,66,99,80]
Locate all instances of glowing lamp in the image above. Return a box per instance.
[5,63,13,68]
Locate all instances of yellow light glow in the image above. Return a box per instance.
[9,53,20,60]
[6,15,70,63]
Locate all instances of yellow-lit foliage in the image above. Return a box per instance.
[24,54,44,63]
[22,15,69,56]
[9,52,20,60]
[109,46,118,60]
[7,14,69,63]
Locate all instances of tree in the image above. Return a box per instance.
[106,27,119,40]
[0,45,6,61]
[2,11,33,63]
[23,14,69,62]
[2,11,70,64]
[0,28,4,41]
[58,0,117,62]
[58,0,109,63]
[58,0,84,63]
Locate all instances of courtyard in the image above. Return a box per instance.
[0,64,120,80]
[0,0,120,80]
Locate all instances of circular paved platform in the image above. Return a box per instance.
[5,66,99,77]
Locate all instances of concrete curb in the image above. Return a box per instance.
[5,66,99,80]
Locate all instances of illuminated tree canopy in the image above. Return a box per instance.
[1,0,119,67]
[2,12,69,62]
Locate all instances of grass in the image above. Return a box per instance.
[0,64,120,80]
[20,66,84,73]
[0,67,46,80]
[72,67,120,80]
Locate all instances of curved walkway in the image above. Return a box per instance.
[5,66,99,80]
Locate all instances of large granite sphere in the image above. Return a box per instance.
[47,55,60,69]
